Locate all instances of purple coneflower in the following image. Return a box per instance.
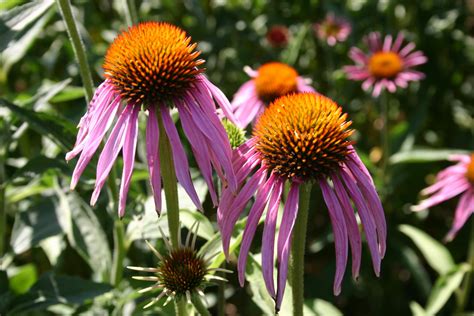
[266,25,290,48]
[66,22,237,217]
[313,13,351,46]
[218,93,386,310]
[231,62,315,128]
[344,32,427,97]
[413,154,474,241]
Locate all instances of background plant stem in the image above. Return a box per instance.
[122,0,138,26]
[380,92,390,188]
[456,218,474,312]
[0,144,6,257]
[56,0,94,103]
[289,183,312,316]
[192,295,211,316]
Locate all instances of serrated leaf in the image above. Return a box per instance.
[6,272,112,314]
[0,98,76,150]
[425,264,470,315]
[390,148,470,165]
[399,224,455,275]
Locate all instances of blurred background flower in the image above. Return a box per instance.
[313,13,351,46]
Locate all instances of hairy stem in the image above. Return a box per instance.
[157,108,180,249]
[56,0,94,103]
[289,183,312,316]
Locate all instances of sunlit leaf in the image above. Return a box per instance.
[390,148,470,165]
[399,224,455,275]
[425,264,470,315]
[8,264,37,294]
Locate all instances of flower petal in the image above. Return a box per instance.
[146,105,162,214]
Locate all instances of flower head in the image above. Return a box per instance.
[66,22,237,217]
[313,13,351,46]
[218,93,386,310]
[230,62,315,128]
[413,154,474,241]
[266,25,290,48]
[128,224,230,308]
[344,32,427,97]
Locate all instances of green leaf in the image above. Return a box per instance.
[54,185,112,282]
[8,264,37,294]
[0,2,54,76]
[390,148,470,165]
[245,254,275,315]
[399,224,455,275]
[425,264,470,315]
[409,301,427,316]
[305,298,343,316]
[0,98,77,151]
[9,156,70,184]
[7,272,112,314]
[49,86,85,103]
[10,199,63,254]
[0,0,54,51]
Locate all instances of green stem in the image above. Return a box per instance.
[289,183,312,316]
[0,147,6,257]
[121,0,138,26]
[157,109,180,249]
[217,263,226,316]
[379,92,389,187]
[457,218,474,312]
[111,220,126,286]
[192,295,211,316]
[56,0,94,103]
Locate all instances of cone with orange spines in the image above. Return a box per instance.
[218,92,386,311]
[66,22,238,217]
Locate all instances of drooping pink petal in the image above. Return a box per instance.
[161,106,203,211]
[346,159,386,257]
[69,96,121,189]
[399,42,416,57]
[146,105,162,215]
[348,47,368,64]
[276,182,300,310]
[412,180,471,212]
[262,177,284,298]
[382,35,392,52]
[391,32,405,52]
[320,178,349,295]
[340,168,382,276]
[220,167,266,256]
[421,174,466,196]
[176,101,217,205]
[90,104,133,205]
[118,107,140,217]
[296,77,316,93]
[332,174,362,279]
[445,189,474,241]
[238,173,276,286]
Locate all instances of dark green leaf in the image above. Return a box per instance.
[10,199,62,254]
[0,98,77,150]
[6,272,112,314]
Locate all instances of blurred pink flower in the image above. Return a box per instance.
[344,32,427,97]
[231,62,315,128]
[66,22,237,217]
[314,13,351,46]
[266,25,290,47]
[413,154,474,241]
[219,93,386,311]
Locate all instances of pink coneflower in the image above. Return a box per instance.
[66,22,237,217]
[344,32,427,97]
[231,62,315,128]
[218,93,386,310]
[413,154,474,241]
[313,13,351,46]
[266,25,290,48]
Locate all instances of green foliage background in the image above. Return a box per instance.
[0,0,473,315]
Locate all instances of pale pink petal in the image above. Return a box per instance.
[146,105,162,214]
[118,107,139,217]
[445,189,474,241]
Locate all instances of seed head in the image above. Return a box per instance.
[254,62,298,103]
